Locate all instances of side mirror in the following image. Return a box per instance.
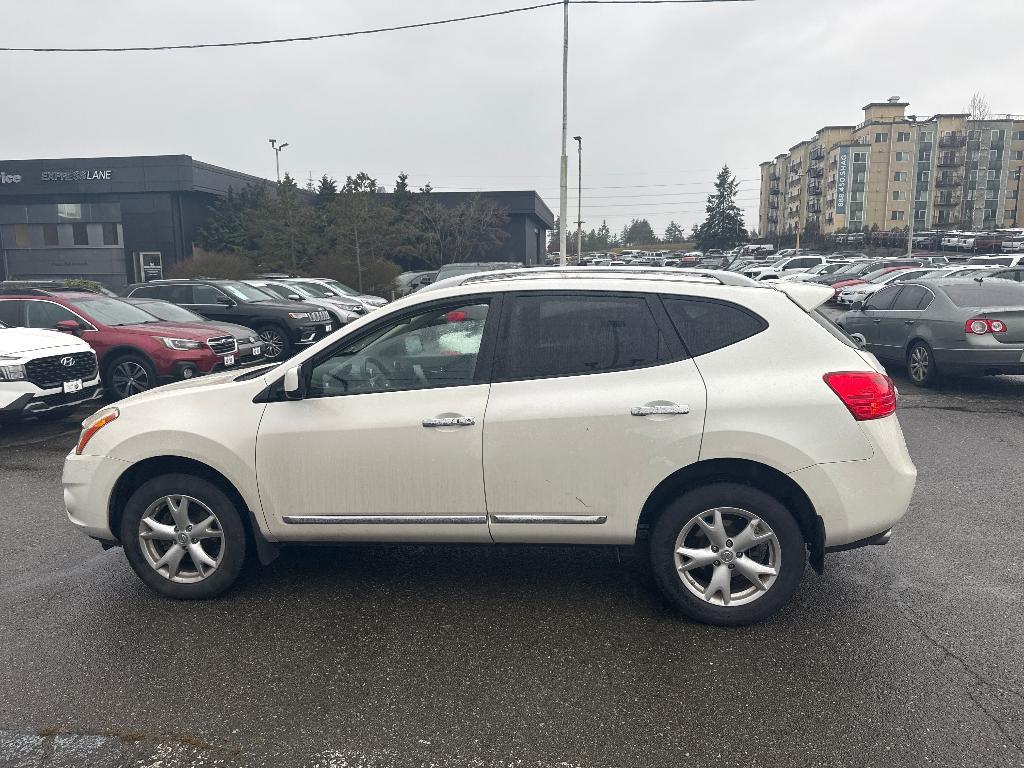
[850,333,867,349]
[55,319,82,334]
[288,294,303,301]
[282,365,305,400]
[852,300,864,311]
[216,296,236,307]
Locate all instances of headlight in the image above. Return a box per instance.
[288,312,310,320]
[158,337,202,350]
[0,361,26,380]
[76,407,119,455]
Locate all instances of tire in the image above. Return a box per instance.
[104,354,157,400]
[120,473,248,599]
[255,325,291,361]
[906,340,938,387]
[650,482,805,626]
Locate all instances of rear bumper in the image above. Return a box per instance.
[934,346,1024,375]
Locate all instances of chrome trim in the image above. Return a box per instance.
[631,404,690,416]
[490,514,608,524]
[422,416,475,427]
[282,514,488,525]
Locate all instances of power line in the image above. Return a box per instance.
[0,0,755,53]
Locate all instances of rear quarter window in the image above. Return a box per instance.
[661,296,767,356]
[944,281,1024,307]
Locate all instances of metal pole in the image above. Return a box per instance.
[575,136,583,262]
[795,172,803,256]
[275,149,281,184]
[906,120,916,256]
[558,0,569,268]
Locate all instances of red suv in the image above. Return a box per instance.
[0,288,242,399]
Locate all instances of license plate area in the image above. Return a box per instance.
[63,379,83,393]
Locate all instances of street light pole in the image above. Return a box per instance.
[906,118,917,256]
[558,0,569,267]
[269,138,289,183]
[574,135,582,262]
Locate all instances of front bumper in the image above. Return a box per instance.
[63,452,131,541]
[0,379,103,418]
[292,321,336,346]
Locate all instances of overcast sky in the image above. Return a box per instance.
[2,0,1021,237]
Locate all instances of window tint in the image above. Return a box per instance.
[0,300,24,327]
[309,302,489,397]
[864,285,900,310]
[193,284,225,304]
[502,294,666,379]
[662,297,766,357]
[128,285,163,299]
[24,301,80,329]
[892,285,930,310]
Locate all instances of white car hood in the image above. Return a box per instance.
[0,327,89,356]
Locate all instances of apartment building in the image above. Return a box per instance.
[758,97,1024,239]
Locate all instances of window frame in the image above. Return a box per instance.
[660,294,768,358]
[491,290,684,384]
[22,299,97,331]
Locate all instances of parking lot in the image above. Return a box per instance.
[1,366,1022,768]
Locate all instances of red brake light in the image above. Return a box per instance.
[965,318,1006,335]
[823,372,896,421]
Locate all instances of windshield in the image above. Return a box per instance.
[74,297,160,326]
[863,268,898,283]
[290,281,333,298]
[134,301,202,323]
[770,257,790,268]
[252,283,296,301]
[277,281,317,298]
[320,279,360,296]
[220,282,276,302]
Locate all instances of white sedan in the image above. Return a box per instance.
[837,268,935,305]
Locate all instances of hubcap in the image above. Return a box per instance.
[910,347,929,382]
[673,507,781,607]
[112,361,150,396]
[259,330,286,359]
[138,495,224,583]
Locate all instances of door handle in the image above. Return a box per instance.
[422,416,475,428]
[631,405,690,416]
[904,320,914,325]
[872,318,881,323]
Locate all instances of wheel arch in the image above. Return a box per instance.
[100,346,158,376]
[108,455,279,564]
[636,458,824,573]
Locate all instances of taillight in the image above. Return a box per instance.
[965,318,1006,335]
[823,372,896,421]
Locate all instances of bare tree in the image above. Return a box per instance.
[965,92,991,121]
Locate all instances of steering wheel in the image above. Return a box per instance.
[361,357,392,390]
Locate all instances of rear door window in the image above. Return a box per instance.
[892,285,931,310]
[661,297,767,356]
[497,293,671,380]
[864,285,901,310]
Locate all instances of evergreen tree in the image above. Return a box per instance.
[624,218,657,246]
[315,174,338,200]
[694,165,748,251]
[663,220,684,243]
[596,220,611,248]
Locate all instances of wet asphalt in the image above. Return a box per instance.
[1,371,1023,768]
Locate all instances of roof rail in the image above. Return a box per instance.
[458,266,758,288]
[0,286,57,296]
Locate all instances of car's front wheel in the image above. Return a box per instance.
[650,483,805,626]
[256,325,291,361]
[105,354,157,399]
[120,474,248,599]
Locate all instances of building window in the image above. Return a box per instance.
[988,169,998,180]
[916,189,928,201]
[919,130,933,142]
[56,203,82,220]
[890,210,905,221]
[968,129,982,141]
[895,151,910,161]
[892,190,907,201]
[850,191,864,202]
[896,131,911,142]
[42,224,59,246]
[969,149,980,161]
[854,172,866,183]
[894,171,908,181]
[101,223,119,246]
[918,170,930,182]
[917,150,930,162]
[915,209,927,221]
[986,189,999,200]
[14,224,30,247]
[1012,150,1024,161]
[990,149,1002,162]
[853,151,868,163]
[967,189,976,200]
[1014,131,1024,141]
[72,223,89,246]
[969,169,979,182]
[875,132,889,143]
[992,129,1005,142]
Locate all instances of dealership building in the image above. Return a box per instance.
[0,155,554,289]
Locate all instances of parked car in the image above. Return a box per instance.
[125,279,333,362]
[778,261,854,282]
[64,267,916,626]
[807,259,922,286]
[283,278,389,312]
[836,268,935,306]
[828,266,915,302]
[966,254,1024,268]
[969,267,1024,282]
[839,278,1024,386]
[0,320,102,421]
[0,288,238,399]
[394,271,437,297]
[744,255,827,281]
[918,265,994,279]
[124,299,266,368]
[243,279,361,326]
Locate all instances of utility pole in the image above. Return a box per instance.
[558,0,569,267]
[269,138,289,183]
[795,172,804,256]
[574,135,583,262]
[906,118,917,256]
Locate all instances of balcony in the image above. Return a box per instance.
[938,133,967,148]
[808,201,822,213]
[769,172,780,181]
[807,182,822,196]
[809,146,826,161]
[807,166,824,178]
[937,153,964,167]
[934,193,961,206]
[933,213,960,227]
[768,200,779,210]
[935,174,963,187]
[769,188,781,196]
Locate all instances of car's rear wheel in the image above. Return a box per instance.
[120,474,248,599]
[650,483,805,626]
[256,325,291,361]
[906,340,938,387]
[105,354,157,399]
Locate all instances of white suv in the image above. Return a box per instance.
[63,268,916,626]
[0,322,102,421]
[744,255,827,281]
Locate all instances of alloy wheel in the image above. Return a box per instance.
[258,329,286,359]
[673,507,781,606]
[112,361,151,397]
[909,345,930,383]
[138,495,225,583]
